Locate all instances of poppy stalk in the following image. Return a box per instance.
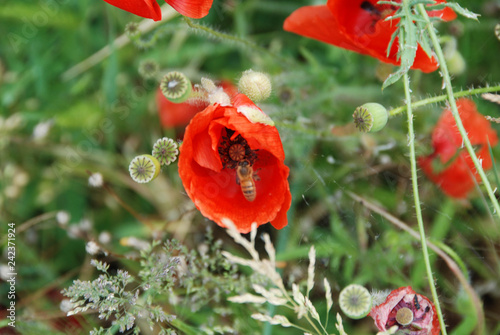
[283,0,456,73]
[103,0,214,21]
[418,98,498,198]
[178,93,291,233]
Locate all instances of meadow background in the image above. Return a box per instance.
[1,0,500,334]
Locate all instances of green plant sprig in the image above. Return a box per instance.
[388,85,500,116]
[416,4,500,223]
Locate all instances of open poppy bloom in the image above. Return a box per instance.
[178,93,291,233]
[418,98,498,198]
[157,81,239,129]
[283,0,456,73]
[103,0,213,21]
[369,286,440,335]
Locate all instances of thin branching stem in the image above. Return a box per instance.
[404,70,448,334]
[182,17,292,67]
[388,85,500,116]
[417,4,500,221]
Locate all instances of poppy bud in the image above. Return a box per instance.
[160,71,192,103]
[129,154,161,183]
[353,103,388,133]
[238,69,272,102]
[152,137,179,166]
[339,284,372,319]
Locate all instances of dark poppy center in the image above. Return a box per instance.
[218,128,258,170]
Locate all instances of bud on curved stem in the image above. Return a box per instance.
[353,103,388,133]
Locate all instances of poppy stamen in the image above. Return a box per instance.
[218,128,258,169]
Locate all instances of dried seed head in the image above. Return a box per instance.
[238,69,272,102]
[138,60,159,79]
[339,284,372,319]
[129,154,161,183]
[395,307,414,326]
[160,71,192,103]
[353,103,388,133]
[152,137,179,166]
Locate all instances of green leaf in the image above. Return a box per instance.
[427,3,480,20]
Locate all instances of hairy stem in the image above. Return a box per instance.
[404,70,448,334]
[417,4,500,221]
[388,85,500,116]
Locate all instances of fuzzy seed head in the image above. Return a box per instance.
[129,154,161,183]
[238,69,272,102]
[160,72,192,103]
[152,137,179,166]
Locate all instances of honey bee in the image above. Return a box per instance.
[236,161,257,202]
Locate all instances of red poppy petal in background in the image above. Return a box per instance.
[428,0,457,21]
[283,5,367,55]
[329,0,440,73]
[103,0,162,21]
[157,87,206,128]
[165,0,213,18]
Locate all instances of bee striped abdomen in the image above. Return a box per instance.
[236,162,257,202]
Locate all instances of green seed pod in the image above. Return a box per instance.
[339,284,372,319]
[138,60,159,79]
[160,71,192,103]
[238,69,272,102]
[152,137,179,166]
[353,103,388,133]
[129,155,161,183]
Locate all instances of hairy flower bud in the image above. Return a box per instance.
[353,103,388,133]
[238,69,272,102]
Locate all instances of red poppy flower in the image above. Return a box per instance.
[157,81,239,129]
[103,0,213,21]
[418,98,498,198]
[283,0,456,73]
[178,93,291,233]
[369,286,440,335]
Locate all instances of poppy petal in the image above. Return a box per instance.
[283,5,367,54]
[165,0,213,18]
[103,0,162,21]
[178,101,291,233]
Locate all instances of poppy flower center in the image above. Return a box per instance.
[396,307,414,326]
[218,128,258,170]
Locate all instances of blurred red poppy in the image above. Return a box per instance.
[157,80,238,129]
[369,286,440,335]
[418,98,498,198]
[283,0,456,73]
[178,93,291,233]
[103,0,213,21]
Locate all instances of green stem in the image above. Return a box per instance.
[403,70,447,334]
[182,17,291,67]
[388,85,500,116]
[417,4,500,221]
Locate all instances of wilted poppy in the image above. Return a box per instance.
[157,80,238,129]
[178,93,291,233]
[103,0,213,21]
[418,98,498,198]
[369,286,440,335]
[283,0,456,73]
